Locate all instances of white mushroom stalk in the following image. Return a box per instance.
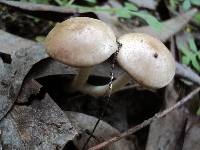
[78,33,176,97]
[71,67,92,89]
[45,17,117,91]
[79,73,132,97]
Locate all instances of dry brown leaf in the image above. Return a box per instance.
[0,91,77,149]
[66,111,135,150]
[146,84,187,150]
[182,117,200,150]
[0,30,47,120]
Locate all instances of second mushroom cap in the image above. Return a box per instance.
[117,33,176,88]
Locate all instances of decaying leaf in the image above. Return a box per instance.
[0,92,77,149]
[182,117,200,150]
[0,30,47,120]
[0,30,35,55]
[17,79,42,103]
[146,83,188,150]
[66,111,135,150]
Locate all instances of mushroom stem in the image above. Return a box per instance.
[79,73,132,97]
[71,67,92,89]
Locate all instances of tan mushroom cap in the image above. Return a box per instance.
[117,33,175,88]
[45,17,117,67]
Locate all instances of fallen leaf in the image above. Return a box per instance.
[0,30,35,55]
[66,111,135,150]
[17,79,42,103]
[182,117,200,150]
[0,90,77,149]
[146,84,187,150]
[0,30,47,120]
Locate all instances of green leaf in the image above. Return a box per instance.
[66,0,75,5]
[170,0,178,9]
[179,46,194,58]
[191,56,200,72]
[182,0,191,11]
[116,9,132,19]
[54,0,64,6]
[124,2,138,11]
[194,12,200,25]
[65,4,161,32]
[188,37,198,52]
[131,11,162,32]
[197,51,200,60]
[191,0,200,6]
[182,55,191,65]
[84,0,96,4]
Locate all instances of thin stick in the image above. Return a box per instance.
[89,87,200,150]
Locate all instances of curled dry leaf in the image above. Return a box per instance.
[0,30,47,120]
[66,111,135,150]
[17,79,42,103]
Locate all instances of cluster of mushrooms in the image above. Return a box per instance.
[45,17,175,97]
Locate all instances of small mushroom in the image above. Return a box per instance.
[45,17,117,90]
[117,33,175,88]
[82,33,175,96]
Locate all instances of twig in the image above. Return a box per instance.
[0,0,76,13]
[89,87,200,150]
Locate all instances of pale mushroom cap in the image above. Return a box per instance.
[45,17,117,67]
[117,33,175,88]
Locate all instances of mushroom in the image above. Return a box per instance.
[45,17,117,90]
[81,33,175,96]
[117,33,176,88]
